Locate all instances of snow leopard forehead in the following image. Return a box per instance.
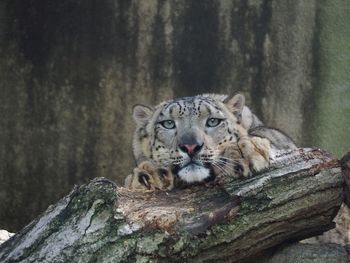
[154,94,228,117]
[155,94,227,108]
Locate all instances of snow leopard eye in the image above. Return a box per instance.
[160,120,176,129]
[206,118,222,127]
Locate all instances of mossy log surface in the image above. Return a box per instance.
[0,148,344,262]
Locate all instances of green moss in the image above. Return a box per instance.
[136,233,167,255]
[172,237,185,253]
[135,255,152,263]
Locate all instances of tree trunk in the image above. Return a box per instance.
[0,148,345,262]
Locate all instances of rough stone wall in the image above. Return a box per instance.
[261,0,316,145]
[0,0,348,232]
[311,0,350,157]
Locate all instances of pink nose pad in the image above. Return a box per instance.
[183,144,198,155]
[178,143,203,156]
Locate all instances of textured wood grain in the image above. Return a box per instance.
[0,149,344,262]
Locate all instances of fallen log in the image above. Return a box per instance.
[0,148,345,262]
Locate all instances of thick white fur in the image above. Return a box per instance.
[177,165,210,183]
[127,94,282,190]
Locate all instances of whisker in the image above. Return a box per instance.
[213,163,234,175]
[212,162,231,177]
[211,162,226,175]
[217,156,241,162]
[214,159,242,167]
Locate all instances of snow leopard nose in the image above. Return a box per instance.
[178,143,203,157]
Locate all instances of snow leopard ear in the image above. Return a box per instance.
[133,104,154,126]
[224,94,245,123]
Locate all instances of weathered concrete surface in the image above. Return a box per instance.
[262,243,349,263]
[260,0,317,145]
[0,0,348,232]
[310,0,350,157]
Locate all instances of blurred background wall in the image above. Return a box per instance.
[0,0,349,231]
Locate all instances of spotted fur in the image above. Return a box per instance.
[125,94,295,191]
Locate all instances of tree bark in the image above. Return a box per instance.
[0,148,345,262]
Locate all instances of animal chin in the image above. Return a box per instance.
[177,163,210,183]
